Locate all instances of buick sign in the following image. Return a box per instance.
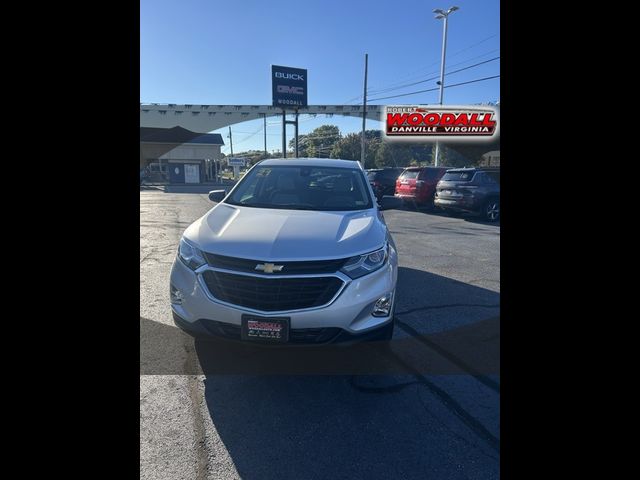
[272,65,308,108]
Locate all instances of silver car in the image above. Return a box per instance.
[169,158,402,345]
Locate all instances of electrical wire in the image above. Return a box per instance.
[366,56,499,96]
[367,74,500,102]
[365,34,499,92]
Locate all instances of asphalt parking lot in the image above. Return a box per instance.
[140,186,500,480]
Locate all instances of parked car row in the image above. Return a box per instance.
[366,165,500,222]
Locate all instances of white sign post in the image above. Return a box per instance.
[227,158,246,180]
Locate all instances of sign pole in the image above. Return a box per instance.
[272,65,308,159]
[282,109,286,158]
[294,109,299,158]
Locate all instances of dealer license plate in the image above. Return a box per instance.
[241,315,290,343]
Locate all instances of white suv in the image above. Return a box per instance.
[170,158,401,345]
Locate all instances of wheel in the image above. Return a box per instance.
[483,198,500,222]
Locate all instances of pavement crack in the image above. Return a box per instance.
[395,303,500,316]
[395,318,500,393]
[388,352,501,453]
[139,252,154,264]
[415,385,499,463]
[347,375,422,394]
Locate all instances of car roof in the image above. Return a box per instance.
[258,158,363,169]
[403,166,447,170]
[445,166,500,172]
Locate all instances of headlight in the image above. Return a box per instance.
[340,243,389,279]
[177,238,206,270]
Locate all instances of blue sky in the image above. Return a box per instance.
[140,0,500,154]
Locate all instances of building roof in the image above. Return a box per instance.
[482,150,500,157]
[140,126,224,145]
[258,158,363,169]
[140,127,166,139]
[188,133,225,145]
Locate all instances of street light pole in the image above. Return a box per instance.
[437,15,449,106]
[360,53,368,168]
[433,6,459,167]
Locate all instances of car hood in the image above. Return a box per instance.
[183,203,386,260]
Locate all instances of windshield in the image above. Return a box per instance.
[442,171,475,182]
[367,170,381,181]
[400,170,420,180]
[225,165,374,211]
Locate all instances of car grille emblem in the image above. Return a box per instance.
[255,263,284,273]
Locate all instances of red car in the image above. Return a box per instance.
[395,167,448,207]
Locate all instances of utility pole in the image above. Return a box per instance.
[228,126,234,158]
[433,6,459,167]
[263,113,267,157]
[360,53,368,168]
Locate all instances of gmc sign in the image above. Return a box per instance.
[272,65,307,108]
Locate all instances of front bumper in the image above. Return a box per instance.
[169,250,398,344]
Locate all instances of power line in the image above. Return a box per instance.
[366,56,499,96]
[367,75,500,102]
[221,127,262,151]
[346,49,500,103]
[366,34,499,92]
[342,37,499,104]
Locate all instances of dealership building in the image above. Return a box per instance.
[140,126,225,183]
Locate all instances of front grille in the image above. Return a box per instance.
[200,320,341,344]
[201,270,344,312]
[203,253,349,275]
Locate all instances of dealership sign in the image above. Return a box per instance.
[384,105,499,142]
[227,158,246,166]
[272,65,308,108]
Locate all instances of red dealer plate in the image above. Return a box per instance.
[241,315,290,343]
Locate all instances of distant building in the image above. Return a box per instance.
[140,126,224,183]
[480,150,500,167]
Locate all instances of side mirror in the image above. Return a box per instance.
[379,195,403,211]
[208,190,226,202]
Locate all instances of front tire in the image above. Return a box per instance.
[483,198,500,222]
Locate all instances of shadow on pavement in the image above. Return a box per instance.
[202,374,499,479]
[402,205,501,226]
[140,267,499,376]
[140,267,500,478]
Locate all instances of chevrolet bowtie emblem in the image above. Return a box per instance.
[255,263,284,273]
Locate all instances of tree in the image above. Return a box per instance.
[374,142,413,168]
[289,125,342,157]
[330,129,383,168]
[444,140,500,167]
[330,132,360,162]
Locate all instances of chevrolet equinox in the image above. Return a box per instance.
[170,158,402,345]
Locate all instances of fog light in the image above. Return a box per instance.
[372,293,393,317]
[170,284,184,305]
